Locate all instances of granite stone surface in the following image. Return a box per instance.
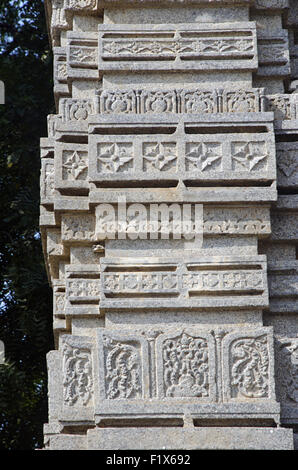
[41,0,296,449]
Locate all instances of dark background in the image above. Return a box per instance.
[0,0,54,450]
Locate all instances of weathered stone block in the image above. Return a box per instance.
[87,426,293,450]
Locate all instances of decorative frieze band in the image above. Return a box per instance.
[56,92,298,124]
[99,256,268,310]
[92,327,279,424]
[59,206,271,245]
[98,23,258,72]
[88,116,276,186]
[96,88,265,116]
[50,327,282,425]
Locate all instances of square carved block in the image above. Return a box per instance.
[55,142,89,192]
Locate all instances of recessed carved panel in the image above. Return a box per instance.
[156,330,216,400]
[97,330,150,401]
[62,335,94,407]
[223,329,276,401]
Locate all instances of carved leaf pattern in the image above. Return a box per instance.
[163,333,209,398]
[103,336,142,399]
[70,47,97,64]
[230,335,269,398]
[103,38,253,57]
[183,91,216,114]
[63,342,93,406]
[225,90,257,113]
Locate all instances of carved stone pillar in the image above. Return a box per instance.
[41,0,297,450]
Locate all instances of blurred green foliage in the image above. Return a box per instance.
[0,0,54,449]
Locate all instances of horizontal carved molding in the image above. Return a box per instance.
[98,23,258,72]
[99,256,268,309]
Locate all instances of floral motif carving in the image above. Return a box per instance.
[162,333,209,397]
[230,335,269,398]
[224,90,258,113]
[70,47,97,64]
[103,273,178,292]
[185,143,222,171]
[96,88,272,116]
[97,143,133,173]
[62,341,93,406]
[231,142,268,171]
[182,271,263,291]
[62,214,96,241]
[182,91,216,114]
[55,293,66,312]
[62,150,88,180]
[102,270,263,294]
[57,62,67,81]
[142,91,176,114]
[103,336,142,399]
[143,143,177,171]
[203,208,270,234]
[100,91,136,114]
[66,0,97,10]
[259,45,288,64]
[266,96,291,120]
[62,99,94,121]
[102,38,254,57]
[43,163,55,198]
[68,280,100,297]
